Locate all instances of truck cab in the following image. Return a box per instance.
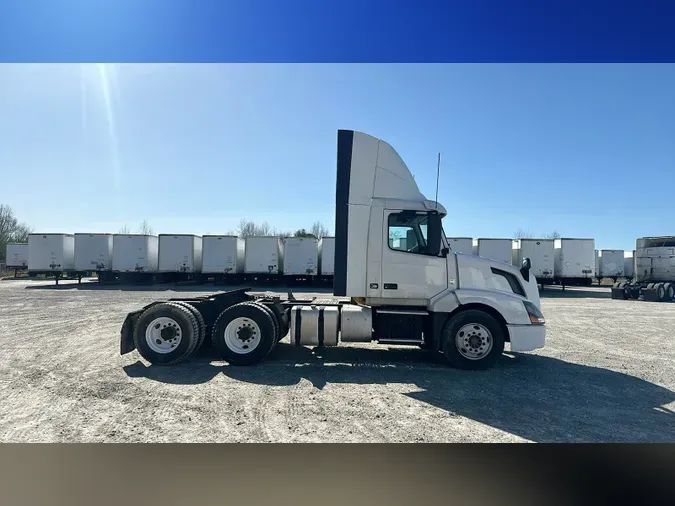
[120,129,545,371]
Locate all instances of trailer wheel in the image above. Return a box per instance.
[133,303,200,365]
[170,302,206,349]
[441,310,505,370]
[664,283,675,301]
[656,283,667,302]
[211,302,276,366]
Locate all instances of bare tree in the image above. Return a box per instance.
[543,230,561,240]
[310,221,330,239]
[514,228,534,239]
[0,205,33,263]
[118,224,131,234]
[237,219,274,238]
[137,220,154,235]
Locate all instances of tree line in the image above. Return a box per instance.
[514,228,561,240]
[0,205,33,264]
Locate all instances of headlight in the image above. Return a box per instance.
[523,300,545,325]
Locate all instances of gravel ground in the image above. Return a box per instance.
[0,278,673,443]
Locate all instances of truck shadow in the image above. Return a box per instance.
[124,344,675,443]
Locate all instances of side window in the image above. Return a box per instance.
[388,212,429,254]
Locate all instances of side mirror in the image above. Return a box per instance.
[426,211,442,256]
[521,257,531,282]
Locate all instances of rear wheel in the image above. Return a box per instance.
[133,303,200,365]
[170,301,206,349]
[656,283,667,302]
[664,283,675,301]
[441,310,505,370]
[211,302,276,365]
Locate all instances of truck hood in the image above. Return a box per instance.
[456,253,541,308]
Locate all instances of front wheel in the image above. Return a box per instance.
[441,310,505,370]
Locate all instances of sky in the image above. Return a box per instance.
[0,63,673,251]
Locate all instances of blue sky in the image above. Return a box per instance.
[1,64,673,250]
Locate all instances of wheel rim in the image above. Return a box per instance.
[224,317,261,354]
[145,317,182,354]
[455,323,493,360]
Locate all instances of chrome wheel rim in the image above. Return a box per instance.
[455,323,493,360]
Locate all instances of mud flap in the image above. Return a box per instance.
[120,311,141,355]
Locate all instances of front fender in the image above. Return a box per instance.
[453,288,531,325]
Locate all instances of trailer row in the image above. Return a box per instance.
[7,234,660,291]
[13,234,336,284]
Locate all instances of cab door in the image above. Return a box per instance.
[380,209,447,301]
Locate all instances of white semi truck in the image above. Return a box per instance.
[612,237,675,302]
[120,130,546,370]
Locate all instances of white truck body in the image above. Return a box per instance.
[244,237,283,274]
[112,235,159,273]
[28,234,75,272]
[634,237,675,283]
[514,239,554,280]
[447,237,473,255]
[74,234,113,271]
[283,237,318,276]
[595,249,624,278]
[201,235,244,274]
[624,251,635,279]
[121,129,547,372]
[158,235,203,273]
[554,238,595,279]
[318,237,335,275]
[5,243,28,268]
[473,238,513,265]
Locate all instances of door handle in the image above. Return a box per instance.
[383,283,398,290]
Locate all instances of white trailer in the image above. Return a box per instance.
[595,249,624,282]
[28,234,75,283]
[318,236,335,277]
[624,251,635,280]
[282,237,318,277]
[74,234,113,280]
[554,238,595,287]
[613,237,675,302]
[447,237,473,255]
[201,235,245,277]
[112,235,159,278]
[513,239,554,286]
[158,235,203,277]
[5,243,28,270]
[473,238,513,265]
[120,130,546,372]
[244,237,283,276]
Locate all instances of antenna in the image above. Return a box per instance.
[435,152,441,209]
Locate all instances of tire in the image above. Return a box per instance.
[656,283,667,302]
[647,283,655,290]
[133,302,200,365]
[170,301,206,349]
[249,302,280,346]
[624,283,632,299]
[665,283,675,301]
[266,303,290,341]
[211,302,277,366]
[441,310,505,371]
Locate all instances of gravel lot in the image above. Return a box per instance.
[1,278,673,443]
